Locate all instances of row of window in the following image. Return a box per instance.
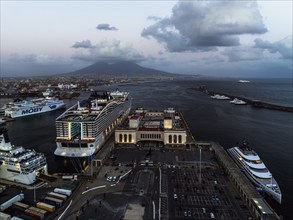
[168,134,183,144]
[140,133,162,139]
[119,134,133,143]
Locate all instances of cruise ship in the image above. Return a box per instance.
[0,128,48,185]
[227,141,282,204]
[54,89,131,157]
[4,97,65,118]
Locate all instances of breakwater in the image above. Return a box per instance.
[192,86,293,113]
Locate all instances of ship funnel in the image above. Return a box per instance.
[0,128,12,150]
[0,128,10,143]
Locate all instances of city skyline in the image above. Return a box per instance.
[1,0,292,78]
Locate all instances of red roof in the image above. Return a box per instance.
[130,115,140,120]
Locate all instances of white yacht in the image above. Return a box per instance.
[210,94,230,100]
[54,89,131,157]
[227,141,282,204]
[4,97,65,118]
[42,88,55,97]
[230,98,247,105]
[238,80,250,83]
[0,128,48,185]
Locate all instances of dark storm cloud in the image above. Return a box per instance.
[254,36,292,59]
[96,23,118,31]
[72,40,93,48]
[142,1,267,52]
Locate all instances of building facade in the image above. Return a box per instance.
[115,108,187,146]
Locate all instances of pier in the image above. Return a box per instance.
[193,86,293,112]
[210,142,280,220]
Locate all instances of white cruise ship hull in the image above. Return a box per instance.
[54,94,131,158]
[227,147,282,204]
[55,132,104,157]
[5,101,65,118]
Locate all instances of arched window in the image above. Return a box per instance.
[119,134,123,142]
[174,135,177,144]
[178,135,182,144]
[169,135,172,143]
[124,134,127,142]
[129,134,132,143]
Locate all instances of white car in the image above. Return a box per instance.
[174,193,177,199]
[210,212,215,218]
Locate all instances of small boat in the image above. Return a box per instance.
[42,88,55,97]
[230,98,246,105]
[210,94,230,100]
[238,80,250,83]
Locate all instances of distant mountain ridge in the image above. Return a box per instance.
[62,61,176,78]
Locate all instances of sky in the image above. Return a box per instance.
[1,0,292,78]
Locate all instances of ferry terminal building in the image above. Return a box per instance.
[115,108,187,147]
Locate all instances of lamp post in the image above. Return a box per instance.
[199,147,202,184]
[34,183,36,203]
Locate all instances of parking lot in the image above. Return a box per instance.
[165,164,249,219]
[110,146,252,219]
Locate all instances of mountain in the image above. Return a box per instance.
[62,61,176,78]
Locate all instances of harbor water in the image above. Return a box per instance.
[1,78,292,219]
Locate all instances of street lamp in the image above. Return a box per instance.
[199,147,202,184]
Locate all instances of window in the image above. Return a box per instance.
[129,134,132,142]
[178,135,182,144]
[169,135,172,143]
[174,135,177,143]
[119,134,122,142]
[124,134,127,142]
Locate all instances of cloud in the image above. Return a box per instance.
[72,39,145,62]
[222,46,264,62]
[142,1,267,52]
[8,53,63,65]
[72,40,93,48]
[1,53,80,76]
[254,36,292,59]
[96,23,118,31]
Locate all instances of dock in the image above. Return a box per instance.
[210,141,280,220]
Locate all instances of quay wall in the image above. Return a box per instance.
[199,141,281,220]
[193,86,293,113]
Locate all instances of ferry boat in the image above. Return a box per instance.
[3,97,65,118]
[230,98,247,105]
[227,141,282,204]
[54,89,131,157]
[0,128,48,185]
